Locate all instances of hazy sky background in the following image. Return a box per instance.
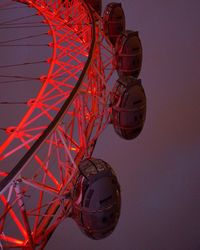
[48,0,200,249]
[0,0,200,249]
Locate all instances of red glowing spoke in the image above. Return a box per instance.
[56,29,87,49]
[22,126,47,133]
[35,104,81,150]
[38,101,63,115]
[61,123,81,150]
[76,98,87,150]
[14,183,34,248]
[100,37,115,54]
[0,188,17,233]
[28,197,61,218]
[36,95,68,117]
[43,87,67,102]
[57,38,88,58]
[21,177,59,196]
[56,43,86,64]
[0,195,27,240]
[50,66,81,84]
[38,105,58,122]
[55,58,84,75]
[57,48,84,68]
[0,235,24,246]
[49,78,75,89]
[22,96,67,129]
[0,197,18,229]
[55,63,83,81]
[0,171,8,177]
[37,81,65,100]
[103,57,115,70]
[56,30,80,45]
[53,132,65,183]
[31,132,54,236]
[19,137,60,188]
[1,134,41,161]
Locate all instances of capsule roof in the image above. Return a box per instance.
[103,2,126,46]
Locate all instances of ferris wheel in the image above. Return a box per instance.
[0,0,146,248]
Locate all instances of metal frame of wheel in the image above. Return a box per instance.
[0,0,116,248]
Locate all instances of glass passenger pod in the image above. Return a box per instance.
[115,30,143,78]
[87,0,102,16]
[71,158,121,240]
[111,76,146,140]
[103,2,126,46]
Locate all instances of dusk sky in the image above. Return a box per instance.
[49,0,200,249]
[0,0,200,249]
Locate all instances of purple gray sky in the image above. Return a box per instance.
[0,0,200,249]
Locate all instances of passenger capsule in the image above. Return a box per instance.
[71,158,121,240]
[103,3,125,46]
[87,0,102,16]
[111,76,146,140]
[115,30,142,78]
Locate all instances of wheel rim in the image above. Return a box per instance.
[0,0,116,248]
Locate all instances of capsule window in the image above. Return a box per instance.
[116,31,143,78]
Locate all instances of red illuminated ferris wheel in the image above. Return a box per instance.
[0,0,146,248]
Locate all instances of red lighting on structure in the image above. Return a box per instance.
[0,0,145,248]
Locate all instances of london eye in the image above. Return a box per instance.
[0,0,146,248]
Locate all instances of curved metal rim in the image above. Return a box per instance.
[0,0,96,195]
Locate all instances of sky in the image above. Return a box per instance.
[0,0,200,249]
[49,0,200,249]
